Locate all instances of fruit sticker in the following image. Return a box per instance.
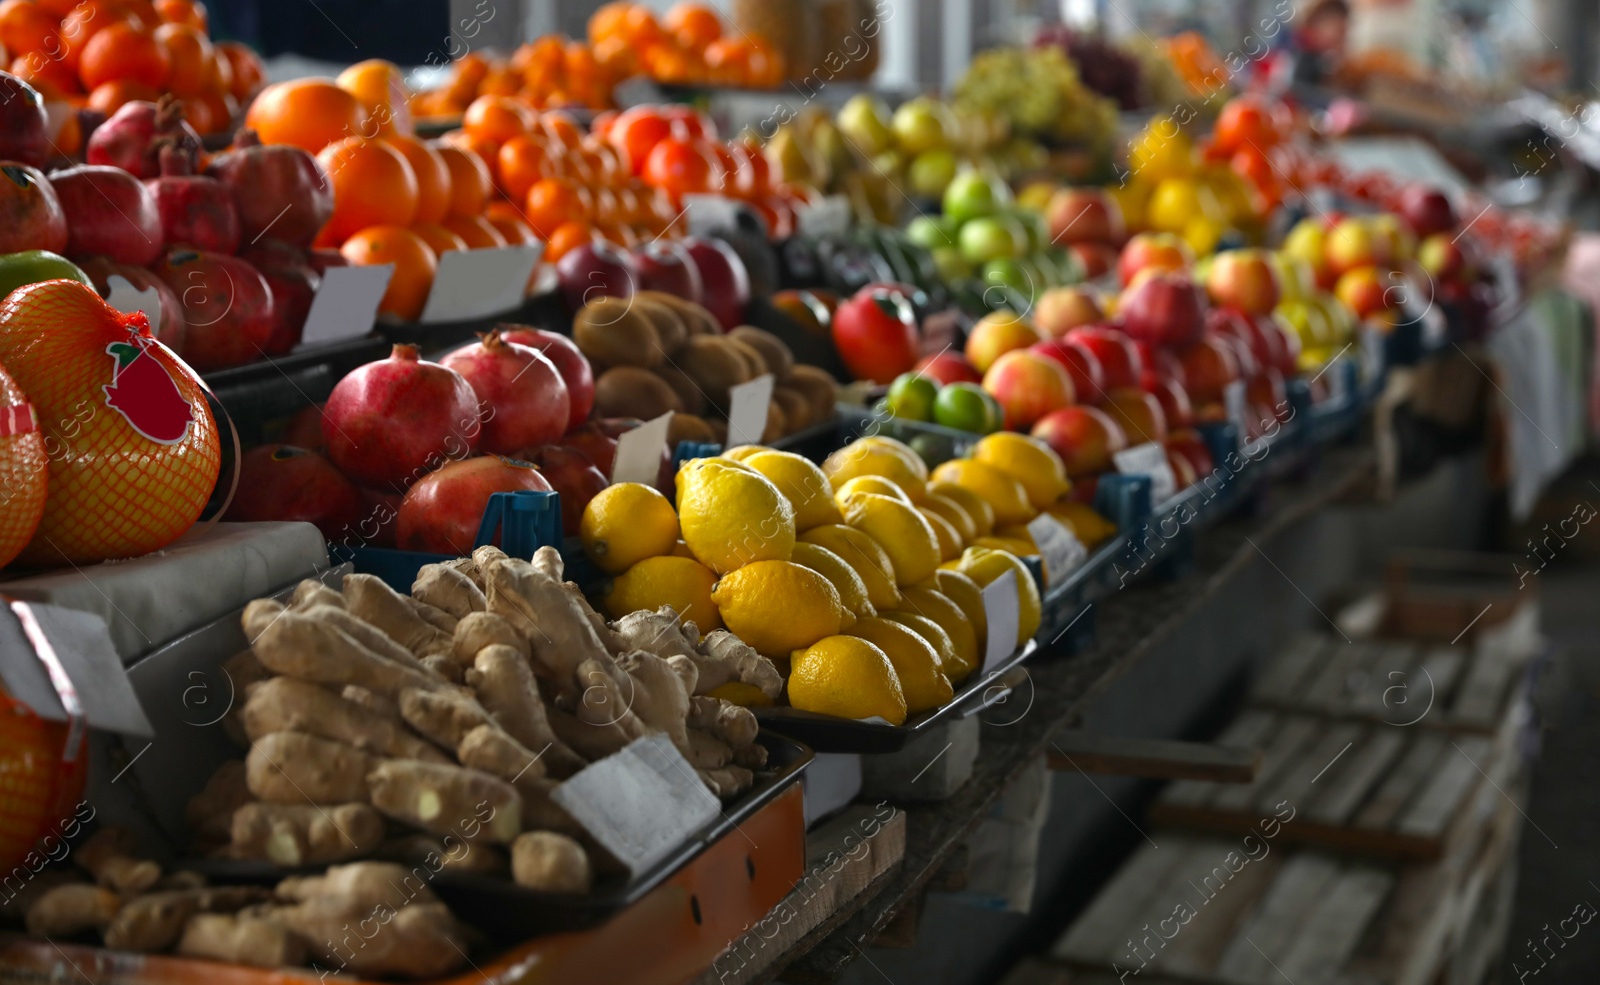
[103,332,196,445]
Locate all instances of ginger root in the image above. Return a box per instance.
[185,761,252,847]
[378,835,508,876]
[26,883,120,937]
[276,860,434,909]
[230,803,385,866]
[102,891,200,953]
[687,696,759,751]
[178,913,305,968]
[696,766,754,799]
[451,611,529,665]
[398,687,495,749]
[466,645,587,778]
[695,630,784,698]
[366,761,522,844]
[300,602,430,671]
[281,896,466,980]
[409,598,459,634]
[481,550,609,685]
[250,611,444,699]
[548,706,634,762]
[511,832,591,893]
[613,607,701,662]
[291,579,344,611]
[413,565,486,620]
[341,685,398,720]
[421,654,464,684]
[456,724,545,784]
[343,573,452,656]
[246,732,374,805]
[77,828,160,895]
[242,676,450,764]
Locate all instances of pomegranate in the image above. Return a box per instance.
[353,485,402,548]
[323,344,481,491]
[85,96,202,180]
[517,444,606,536]
[307,249,348,276]
[0,73,49,168]
[0,281,220,565]
[396,456,552,555]
[240,240,320,355]
[227,444,365,540]
[78,256,187,355]
[50,166,163,266]
[0,355,48,569]
[561,422,619,478]
[205,129,334,248]
[281,403,326,451]
[151,248,276,371]
[441,331,570,454]
[499,325,594,433]
[145,142,240,255]
[0,163,66,255]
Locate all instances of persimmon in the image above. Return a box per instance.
[442,214,507,250]
[430,141,492,219]
[153,22,211,95]
[246,78,364,153]
[384,133,451,225]
[1213,96,1281,155]
[643,137,716,200]
[315,137,420,245]
[608,107,672,176]
[411,221,467,256]
[523,177,587,239]
[340,225,437,322]
[544,220,593,262]
[79,21,169,90]
[495,133,549,204]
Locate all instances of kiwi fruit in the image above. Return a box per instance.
[679,335,751,410]
[633,294,690,355]
[785,364,840,422]
[763,401,787,442]
[667,412,717,447]
[572,297,661,368]
[654,362,709,415]
[706,417,729,445]
[772,386,813,432]
[594,366,683,420]
[724,336,770,379]
[647,292,721,337]
[729,327,794,380]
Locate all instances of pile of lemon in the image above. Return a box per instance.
[577,434,1115,726]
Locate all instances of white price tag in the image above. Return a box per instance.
[551,734,720,877]
[103,274,161,321]
[1114,442,1177,504]
[419,244,542,324]
[796,195,852,238]
[610,412,672,485]
[1026,513,1086,587]
[683,194,744,236]
[1223,379,1249,436]
[980,570,1020,674]
[299,264,392,346]
[725,373,774,447]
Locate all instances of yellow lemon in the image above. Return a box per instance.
[921,569,986,648]
[791,542,876,620]
[800,524,901,611]
[929,482,995,536]
[742,450,842,532]
[918,507,963,561]
[603,556,721,631]
[994,525,1038,551]
[834,474,912,506]
[1046,500,1117,548]
[707,681,775,707]
[1147,177,1222,234]
[676,459,795,574]
[711,560,844,656]
[580,483,681,575]
[848,618,952,713]
[972,432,1069,510]
[896,586,978,680]
[922,492,977,543]
[721,445,765,462]
[1129,118,1194,183]
[974,535,1039,557]
[788,636,906,726]
[881,611,957,672]
[856,435,929,479]
[841,493,940,586]
[671,539,696,558]
[930,459,1033,525]
[822,440,927,503]
[953,547,1042,646]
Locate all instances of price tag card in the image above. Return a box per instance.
[299,264,392,346]
[1114,442,1177,504]
[796,195,852,238]
[1223,379,1249,437]
[725,373,774,448]
[419,244,542,324]
[1026,513,1086,587]
[551,734,720,877]
[980,569,1020,674]
[103,275,161,321]
[610,412,672,485]
[683,194,744,235]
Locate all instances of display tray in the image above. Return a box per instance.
[754,640,1037,754]
[189,729,811,947]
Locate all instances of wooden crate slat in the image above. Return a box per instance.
[1449,648,1522,730]
[1413,646,1469,718]
[1254,634,1330,704]
[1213,717,1321,814]
[1052,836,1204,964]
[1161,710,1281,809]
[1345,644,1418,718]
[1300,644,1376,715]
[1254,721,1367,817]
[1354,732,1449,831]
[1396,736,1493,838]
[1277,866,1395,980]
[1306,727,1408,826]
[1215,853,1342,983]
[1151,850,1284,978]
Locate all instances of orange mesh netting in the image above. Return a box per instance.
[0,358,47,569]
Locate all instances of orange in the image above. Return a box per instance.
[190,88,235,135]
[340,225,437,322]
[36,0,83,15]
[544,220,593,262]
[442,214,507,250]
[57,0,124,71]
[484,205,537,246]
[153,22,211,95]
[215,40,263,101]
[431,141,492,219]
[336,58,413,136]
[86,78,157,115]
[495,133,549,203]
[411,221,467,255]
[11,53,80,97]
[154,0,206,28]
[592,36,636,78]
[0,0,59,62]
[540,111,582,149]
[463,94,530,144]
[79,21,169,91]
[745,39,783,88]
[246,77,365,153]
[523,177,587,239]
[664,3,721,51]
[437,128,501,171]
[702,37,749,85]
[315,137,420,245]
[385,133,451,224]
[588,1,630,43]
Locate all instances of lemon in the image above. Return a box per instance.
[973,535,1039,557]
[711,560,844,656]
[972,433,1069,510]
[671,539,696,558]
[676,459,795,574]
[921,569,986,648]
[799,524,901,610]
[929,482,995,536]
[841,493,940,586]
[791,542,876,620]
[603,556,722,631]
[580,483,681,575]
[856,436,929,480]
[994,525,1038,551]
[953,547,1042,646]
[918,507,962,561]
[896,586,978,680]
[834,474,912,506]
[849,618,952,713]
[822,440,927,503]
[930,460,1033,525]
[707,681,775,707]
[922,492,978,543]
[1147,177,1223,234]
[721,445,765,462]
[881,611,957,672]
[1046,500,1117,548]
[788,636,906,726]
[743,450,842,532]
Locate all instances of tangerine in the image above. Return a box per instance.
[701,37,749,85]
[215,40,263,101]
[340,225,436,322]
[315,137,420,245]
[154,0,206,28]
[608,107,672,176]
[385,133,451,224]
[495,132,549,203]
[86,78,157,115]
[523,177,586,239]
[431,141,492,219]
[463,94,530,144]
[10,52,79,96]
[441,214,506,250]
[336,58,413,136]
[642,136,715,200]
[246,77,365,153]
[0,0,59,63]
[79,21,169,91]
[57,1,124,71]
[411,221,466,256]
[544,220,593,262]
[665,2,720,51]
[484,202,537,245]
[152,22,211,95]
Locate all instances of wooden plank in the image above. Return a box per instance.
[1278,866,1394,980]
[1048,732,1263,783]
[1256,721,1366,816]
[1354,732,1449,831]
[1162,711,1279,808]
[1052,836,1204,964]
[1306,727,1408,826]
[1396,737,1492,838]
[1449,648,1520,730]
[1347,643,1418,718]
[1300,643,1375,715]
[1213,717,1321,814]
[1414,645,1468,715]
[1254,634,1330,703]
[1216,853,1343,983]
[1152,849,1283,978]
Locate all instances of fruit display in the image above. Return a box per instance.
[952,45,1119,152]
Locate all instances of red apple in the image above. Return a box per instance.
[1069,241,1118,280]
[1166,429,1214,478]
[1034,286,1103,338]
[563,422,621,477]
[1205,249,1280,316]
[682,235,750,330]
[1166,447,1198,489]
[1205,307,1273,376]
[631,239,703,302]
[1334,266,1388,318]
[964,310,1044,373]
[914,350,982,385]
[499,326,595,433]
[1031,405,1129,477]
[1257,314,1299,379]
[833,287,919,383]
[1046,187,1123,244]
[556,239,638,313]
[1065,325,1143,390]
[1417,232,1469,284]
[1119,272,1206,349]
[1148,376,1193,430]
[0,73,49,167]
[1030,338,1106,404]
[518,444,607,536]
[1212,330,1259,382]
[1133,340,1185,388]
[982,350,1074,429]
[1175,336,1241,405]
[1397,184,1457,239]
[1118,232,1192,286]
[1103,386,1167,445]
[1248,367,1289,423]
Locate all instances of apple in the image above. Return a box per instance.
[915,350,983,385]
[1281,219,1333,289]
[1069,241,1118,280]
[518,444,608,536]
[906,214,958,251]
[1205,249,1280,316]
[1256,313,1299,379]
[959,214,1026,265]
[1248,367,1289,424]
[943,168,1010,223]
[1334,266,1389,319]
[836,94,895,156]
[1045,187,1123,245]
[1417,232,1469,283]
[1118,232,1192,286]
[833,287,919,383]
[1064,325,1143,390]
[1324,218,1387,279]
[556,239,637,313]
[1397,183,1457,239]
[1175,336,1240,405]
[499,326,595,433]
[1035,286,1103,338]
[1205,306,1270,373]
[0,249,89,299]
[1166,429,1214,478]
[965,310,1044,373]
[1102,386,1167,445]
[1166,447,1197,489]
[1133,339,1184,387]
[1031,338,1106,403]
[1213,329,1259,382]
[563,423,620,478]
[227,444,365,540]
[682,236,751,330]
[1148,375,1194,430]
[1031,405,1129,477]
[1119,272,1206,349]
[631,240,703,302]
[908,149,959,198]
[892,96,952,156]
[982,350,1073,429]
[0,74,49,167]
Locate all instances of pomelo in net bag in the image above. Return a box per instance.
[0,280,220,566]
[0,357,47,569]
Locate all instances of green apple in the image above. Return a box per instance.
[942,168,1011,224]
[886,372,938,421]
[907,148,958,198]
[982,257,1030,297]
[907,215,957,250]
[959,214,1027,265]
[0,250,90,301]
[1011,209,1048,252]
[836,94,895,156]
[933,381,997,433]
[891,96,952,156]
[931,247,972,282]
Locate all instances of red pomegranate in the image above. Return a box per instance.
[205,129,334,248]
[441,331,570,454]
[281,403,326,451]
[227,444,365,540]
[150,249,276,371]
[0,356,47,569]
[354,485,402,548]
[145,143,240,255]
[0,73,49,168]
[499,325,593,433]
[50,166,163,266]
[240,241,320,356]
[0,281,220,566]
[0,163,66,255]
[562,421,620,477]
[517,443,606,536]
[78,256,188,356]
[323,344,481,491]
[396,456,552,555]
[85,96,202,180]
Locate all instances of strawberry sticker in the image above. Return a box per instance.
[103,329,195,445]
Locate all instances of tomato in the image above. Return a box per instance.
[1212,96,1281,155]
[831,287,920,384]
[608,106,672,176]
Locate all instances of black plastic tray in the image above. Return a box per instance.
[754,639,1038,753]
